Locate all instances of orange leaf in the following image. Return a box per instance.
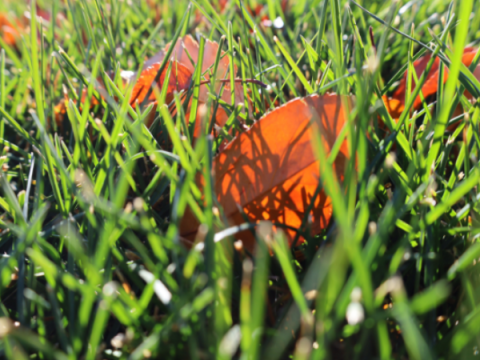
[129,35,244,109]
[382,95,404,121]
[128,35,249,137]
[376,96,405,139]
[0,13,23,47]
[180,93,350,250]
[166,35,247,130]
[393,47,478,109]
[128,61,192,108]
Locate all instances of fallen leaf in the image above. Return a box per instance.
[127,35,248,135]
[180,93,350,250]
[0,12,23,47]
[377,96,405,139]
[393,47,479,109]
[128,60,192,127]
[0,6,60,49]
[382,95,404,121]
[55,36,248,145]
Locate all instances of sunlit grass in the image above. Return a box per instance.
[0,0,480,359]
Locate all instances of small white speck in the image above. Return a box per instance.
[273,17,284,29]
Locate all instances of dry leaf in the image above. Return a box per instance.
[393,47,480,109]
[128,60,192,127]
[180,93,350,250]
[0,7,59,49]
[382,95,404,121]
[380,48,480,135]
[0,13,23,47]
[127,35,248,135]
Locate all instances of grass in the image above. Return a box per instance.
[1,0,480,359]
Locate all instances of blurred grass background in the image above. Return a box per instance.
[1,0,480,359]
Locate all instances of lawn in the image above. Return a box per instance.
[1,0,480,359]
